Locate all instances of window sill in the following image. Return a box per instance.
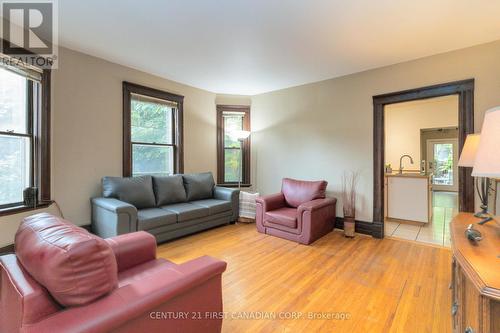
[217,183,252,188]
[0,201,54,217]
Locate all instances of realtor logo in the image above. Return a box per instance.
[1,0,58,68]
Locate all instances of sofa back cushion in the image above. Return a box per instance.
[102,176,156,209]
[183,172,215,201]
[15,213,118,307]
[281,178,327,208]
[153,175,187,206]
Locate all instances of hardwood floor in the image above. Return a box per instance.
[157,223,452,333]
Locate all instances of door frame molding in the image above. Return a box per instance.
[373,79,475,238]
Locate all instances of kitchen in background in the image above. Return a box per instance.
[384,95,459,247]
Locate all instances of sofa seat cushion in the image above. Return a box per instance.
[15,213,118,307]
[190,199,232,215]
[182,172,215,201]
[144,210,232,237]
[160,203,209,222]
[265,207,298,228]
[152,175,187,206]
[137,208,177,231]
[102,176,156,209]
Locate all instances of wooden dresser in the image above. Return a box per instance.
[450,213,500,333]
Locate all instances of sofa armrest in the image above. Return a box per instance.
[175,255,227,278]
[256,193,286,212]
[297,198,336,244]
[298,198,337,213]
[214,186,240,221]
[0,255,60,330]
[105,232,156,272]
[23,256,227,333]
[91,198,138,239]
[92,198,137,215]
[213,186,239,201]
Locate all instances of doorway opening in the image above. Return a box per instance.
[426,138,459,192]
[372,79,475,241]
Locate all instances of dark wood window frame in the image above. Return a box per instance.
[216,105,251,187]
[0,52,52,217]
[372,79,475,238]
[122,81,184,176]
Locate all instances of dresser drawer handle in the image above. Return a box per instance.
[464,327,474,333]
[451,302,458,316]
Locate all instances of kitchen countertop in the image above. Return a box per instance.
[385,172,431,179]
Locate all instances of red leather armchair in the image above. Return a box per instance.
[0,213,226,333]
[256,178,336,245]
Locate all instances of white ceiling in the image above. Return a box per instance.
[58,0,500,95]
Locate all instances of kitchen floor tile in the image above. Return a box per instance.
[392,228,419,241]
[384,221,399,235]
[388,191,457,247]
[416,231,444,244]
[396,223,421,232]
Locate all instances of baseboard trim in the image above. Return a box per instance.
[335,217,381,238]
[0,244,15,255]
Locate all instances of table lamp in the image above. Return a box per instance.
[457,134,489,218]
[472,106,500,224]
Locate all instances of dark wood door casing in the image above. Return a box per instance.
[372,79,475,238]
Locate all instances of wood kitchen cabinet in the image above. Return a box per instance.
[450,213,500,333]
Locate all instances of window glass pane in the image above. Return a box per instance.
[132,144,173,177]
[0,134,31,205]
[224,115,242,148]
[224,148,241,183]
[131,96,173,144]
[0,68,28,133]
[433,143,454,185]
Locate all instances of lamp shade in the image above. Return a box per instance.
[458,134,480,167]
[472,106,500,178]
[231,130,251,140]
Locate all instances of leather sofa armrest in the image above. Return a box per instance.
[91,198,137,215]
[0,255,60,328]
[91,198,138,239]
[22,256,227,333]
[214,186,240,221]
[213,186,239,201]
[256,193,286,212]
[175,255,227,277]
[298,198,337,213]
[105,232,156,272]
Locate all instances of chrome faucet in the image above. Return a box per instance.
[399,154,414,174]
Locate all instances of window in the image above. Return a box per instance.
[216,105,250,186]
[123,82,183,176]
[0,55,51,213]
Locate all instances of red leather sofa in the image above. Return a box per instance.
[0,213,226,333]
[256,178,336,245]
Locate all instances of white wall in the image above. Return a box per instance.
[384,95,458,170]
[251,40,500,222]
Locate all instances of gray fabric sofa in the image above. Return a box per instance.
[91,172,239,243]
